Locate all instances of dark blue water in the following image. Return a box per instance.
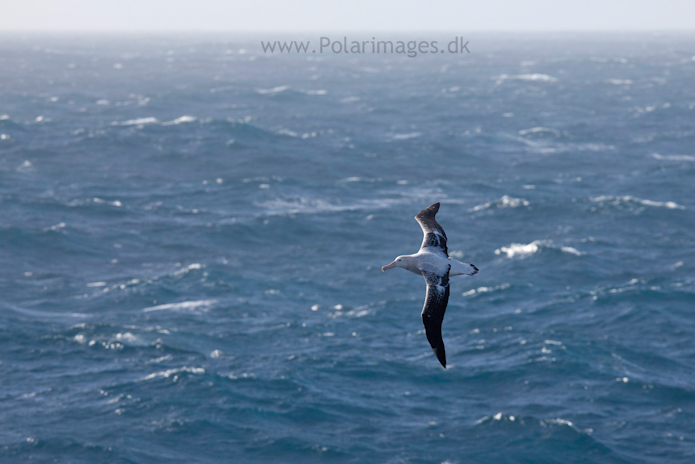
[1,33,695,463]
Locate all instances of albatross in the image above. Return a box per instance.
[381,203,478,368]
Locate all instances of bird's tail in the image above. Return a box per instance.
[451,261,478,276]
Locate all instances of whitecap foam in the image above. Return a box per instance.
[277,128,298,137]
[462,283,511,296]
[93,198,122,207]
[302,89,327,95]
[495,240,584,258]
[260,197,368,215]
[16,160,34,173]
[543,418,574,427]
[652,153,695,162]
[392,132,421,140]
[560,246,583,256]
[606,79,633,85]
[496,73,558,84]
[470,195,529,212]
[590,195,684,210]
[328,305,370,319]
[173,263,203,276]
[518,127,560,136]
[337,177,384,184]
[259,191,443,217]
[526,142,615,155]
[256,85,290,95]
[139,366,205,381]
[87,281,107,287]
[477,412,517,424]
[113,332,138,343]
[119,117,158,126]
[162,115,197,125]
[143,299,215,312]
[46,222,66,231]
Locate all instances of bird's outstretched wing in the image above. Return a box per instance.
[421,267,451,368]
[415,203,448,257]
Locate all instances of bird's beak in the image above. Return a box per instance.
[381,261,397,272]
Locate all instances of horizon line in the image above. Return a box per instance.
[1,28,695,35]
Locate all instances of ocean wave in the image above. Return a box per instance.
[495,240,583,258]
[172,263,204,276]
[462,283,511,297]
[260,197,357,215]
[6,303,91,319]
[495,73,558,84]
[257,195,426,216]
[143,299,216,313]
[605,79,633,85]
[16,160,34,173]
[652,153,695,162]
[391,132,421,140]
[526,142,615,154]
[276,128,298,137]
[93,197,123,207]
[474,412,595,436]
[162,115,197,125]
[44,222,67,232]
[139,366,205,381]
[336,176,385,184]
[470,195,530,212]
[495,241,544,258]
[630,102,672,117]
[117,117,159,126]
[518,127,561,137]
[589,195,685,210]
[327,303,372,319]
[255,85,290,95]
[472,412,604,447]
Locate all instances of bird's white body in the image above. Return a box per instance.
[392,251,476,278]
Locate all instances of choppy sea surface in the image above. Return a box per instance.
[1,33,695,463]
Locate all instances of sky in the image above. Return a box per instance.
[1,0,694,32]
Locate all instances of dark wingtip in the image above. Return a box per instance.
[434,345,446,368]
[416,202,441,219]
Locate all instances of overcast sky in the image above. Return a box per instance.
[2,0,694,32]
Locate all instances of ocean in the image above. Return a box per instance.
[1,32,694,463]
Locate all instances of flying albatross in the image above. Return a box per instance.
[381,203,478,368]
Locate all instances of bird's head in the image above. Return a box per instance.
[381,256,408,272]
